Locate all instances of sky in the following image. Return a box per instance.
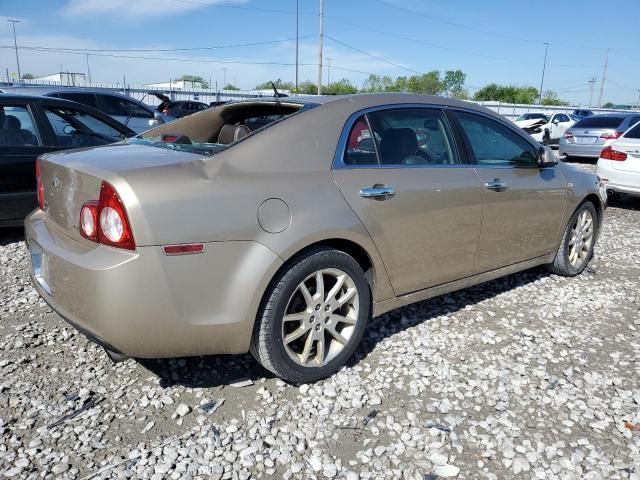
[1,0,639,106]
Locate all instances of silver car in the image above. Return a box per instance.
[560,113,640,159]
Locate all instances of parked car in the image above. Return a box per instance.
[151,92,209,120]
[2,86,166,134]
[26,94,606,383]
[559,113,640,159]
[514,112,574,145]
[596,120,640,197]
[572,109,594,120]
[0,94,135,227]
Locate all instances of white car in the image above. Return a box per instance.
[514,112,574,146]
[596,121,640,198]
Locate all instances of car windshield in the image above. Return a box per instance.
[516,113,549,122]
[574,116,624,129]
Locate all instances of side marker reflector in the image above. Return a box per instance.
[163,244,205,255]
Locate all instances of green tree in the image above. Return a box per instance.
[21,73,35,79]
[362,74,395,92]
[442,70,467,98]
[223,83,240,91]
[176,75,209,88]
[541,90,569,106]
[602,102,615,108]
[474,84,539,104]
[325,78,358,95]
[255,79,294,91]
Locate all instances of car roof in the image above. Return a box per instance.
[0,92,136,135]
[0,85,148,102]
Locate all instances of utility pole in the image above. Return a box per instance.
[538,42,549,105]
[327,57,332,86]
[636,89,640,111]
[317,0,323,95]
[295,0,299,93]
[8,20,21,81]
[597,49,609,109]
[588,76,597,108]
[86,54,91,84]
[222,68,227,88]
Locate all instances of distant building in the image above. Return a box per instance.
[30,72,88,86]
[144,80,207,91]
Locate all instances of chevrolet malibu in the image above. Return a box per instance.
[26,94,607,383]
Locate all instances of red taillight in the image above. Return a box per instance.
[600,146,627,161]
[563,131,574,139]
[79,182,135,250]
[80,201,99,241]
[600,131,623,140]
[36,158,44,210]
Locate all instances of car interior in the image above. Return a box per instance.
[0,107,39,147]
[343,110,457,166]
[141,101,307,148]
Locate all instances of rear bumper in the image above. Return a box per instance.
[559,141,606,158]
[596,160,640,197]
[25,210,283,358]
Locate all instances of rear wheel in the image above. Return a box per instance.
[546,201,598,276]
[250,248,371,383]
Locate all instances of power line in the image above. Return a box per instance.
[0,36,314,53]
[369,0,609,51]
[324,35,421,75]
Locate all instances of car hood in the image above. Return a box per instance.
[515,118,548,128]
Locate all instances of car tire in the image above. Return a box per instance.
[250,247,371,384]
[543,131,551,146]
[546,201,598,276]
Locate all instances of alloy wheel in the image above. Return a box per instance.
[568,209,594,267]
[281,268,359,367]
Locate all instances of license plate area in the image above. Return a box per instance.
[576,136,597,144]
[30,242,52,295]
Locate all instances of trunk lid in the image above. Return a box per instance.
[39,143,207,237]
[610,138,640,172]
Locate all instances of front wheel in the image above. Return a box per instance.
[542,131,551,146]
[546,201,598,276]
[250,248,371,383]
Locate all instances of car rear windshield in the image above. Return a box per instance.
[574,116,624,129]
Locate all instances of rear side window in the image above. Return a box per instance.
[0,105,40,146]
[100,95,153,119]
[343,108,458,166]
[574,116,624,129]
[455,111,538,167]
[624,122,640,139]
[56,92,99,109]
[44,107,127,147]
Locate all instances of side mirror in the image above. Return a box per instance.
[552,119,560,125]
[538,146,557,167]
[62,125,76,135]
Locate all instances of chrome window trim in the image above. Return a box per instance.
[332,103,467,170]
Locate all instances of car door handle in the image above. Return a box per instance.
[359,186,396,200]
[484,179,508,191]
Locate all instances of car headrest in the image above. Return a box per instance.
[4,115,21,130]
[234,125,250,141]
[217,124,237,144]
[379,128,417,164]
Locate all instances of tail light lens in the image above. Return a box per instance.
[36,158,44,210]
[79,181,135,250]
[80,201,98,241]
[600,146,627,161]
[563,131,574,139]
[600,131,623,140]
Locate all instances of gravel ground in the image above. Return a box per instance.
[1,162,640,480]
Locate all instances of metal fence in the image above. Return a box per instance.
[3,79,638,118]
